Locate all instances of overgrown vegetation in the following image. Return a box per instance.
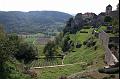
[0,25,38,79]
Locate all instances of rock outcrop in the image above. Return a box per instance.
[63,4,119,34]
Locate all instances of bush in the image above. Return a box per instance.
[94,46,98,50]
[76,43,82,48]
[86,40,96,47]
[14,43,38,64]
[83,41,87,45]
[43,41,56,58]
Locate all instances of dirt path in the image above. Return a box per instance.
[67,68,99,78]
[33,62,86,69]
[62,55,66,65]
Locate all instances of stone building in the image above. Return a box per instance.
[106,4,112,15]
[82,12,96,20]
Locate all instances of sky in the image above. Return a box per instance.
[0,0,119,15]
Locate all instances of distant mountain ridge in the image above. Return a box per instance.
[0,11,72,33]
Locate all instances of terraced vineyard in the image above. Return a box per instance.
[28,58,62,67]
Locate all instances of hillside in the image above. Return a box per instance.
[0,11,72,33]
[30,27,106,79]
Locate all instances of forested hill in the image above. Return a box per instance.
[0,11,72,33]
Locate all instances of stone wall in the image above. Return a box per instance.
[99,31,119,66]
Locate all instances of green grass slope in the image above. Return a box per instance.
[64,28,105,65]
[33,28,105,79]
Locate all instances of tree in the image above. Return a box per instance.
[14,43,38,64]
[0,25,33,79]
[0,25,5,38]
[0,29,18,64]
[43,41,56,59]
[0,26,19,79]
[61,35,73,52]
[112,18,119,35]
[104,16,112,25]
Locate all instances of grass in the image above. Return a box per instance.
[64,28,105,65]
[70,28,94,43]
[64,39,105,65]
[35,64,86,79]
[96,26,107,32]
[95,26,116,37]
[36,44,45,56]
[4,60,31,79]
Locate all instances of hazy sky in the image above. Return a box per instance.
[0,0,119,14]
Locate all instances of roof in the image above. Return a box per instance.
[107,4,112,8]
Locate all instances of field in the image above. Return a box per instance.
[35,64,86,79]
[70,28,94,43]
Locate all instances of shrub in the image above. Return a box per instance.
[14,43,38,64]
[94,46,98,50]
[83,41,87,45]
[76,43,82,48]
[86,40,96,47]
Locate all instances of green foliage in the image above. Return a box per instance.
[104,16,112,23]
[112,18,119,26]
[0,26,33,79]
[0,25,39,79]
[14,42,38,64]
[84,37,96,47]
[43,32,74,59]
[112,18,119,35]
[43,41,56,58]
[55,32,63,45]
[104,16,112,26]
[0,25,5,38]
[61,35,71,52]
[0,34,18,64]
